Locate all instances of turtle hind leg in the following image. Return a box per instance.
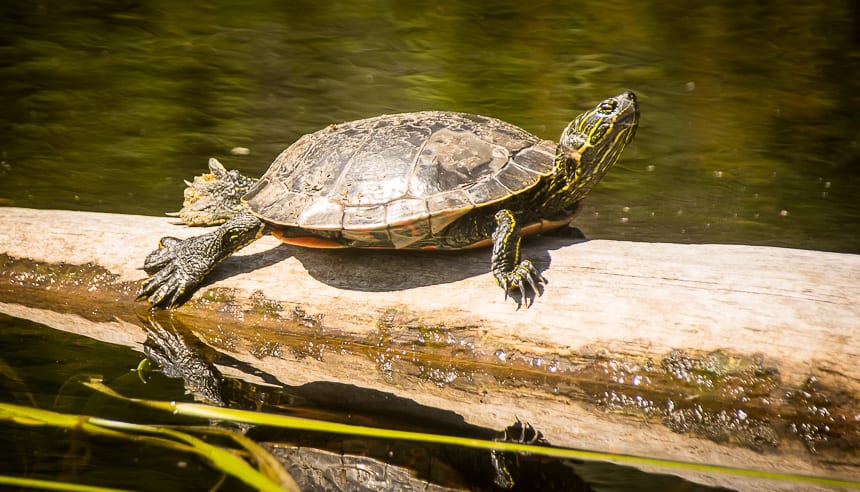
[172,158,258,226]
[491,209,547,308]
[139,209,267,308]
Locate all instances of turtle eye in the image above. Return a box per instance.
[597,100,618,115]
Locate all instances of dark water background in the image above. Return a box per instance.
[1,1,858,252]
[1,1,858,490]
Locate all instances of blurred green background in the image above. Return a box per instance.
[1,0,858,252]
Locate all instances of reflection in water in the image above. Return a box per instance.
[137,312,729,491]
[0,1,857,252]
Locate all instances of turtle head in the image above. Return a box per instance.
[555,91,639,200]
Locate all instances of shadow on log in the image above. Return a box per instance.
[1,207,858,491]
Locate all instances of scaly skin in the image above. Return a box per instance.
[174,158,258,226]
[140,208,266,307]
[488,91,638,306]
[491,210,546,307]
[140,93,638,308]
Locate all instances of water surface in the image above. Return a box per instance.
[1,1,857,251]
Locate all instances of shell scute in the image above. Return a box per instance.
[246,112,555,240]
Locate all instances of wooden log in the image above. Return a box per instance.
[1,207,858,490]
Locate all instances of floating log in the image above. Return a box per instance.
[1,207,857,490]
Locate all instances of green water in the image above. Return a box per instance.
[1,1,858,490]
[0,314,734,491]
[1,1,858,251]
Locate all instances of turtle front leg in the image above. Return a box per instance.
[491,210,547,307]
[139,208,267,308]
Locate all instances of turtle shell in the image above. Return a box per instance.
[244,111,557,248]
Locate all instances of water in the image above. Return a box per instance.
[1,1,857,251]
[1,1,858,489]
[0,313,736,491]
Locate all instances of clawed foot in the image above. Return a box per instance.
[497,259,547,309]
[496,417,547,446]
[171,158,257,226]
[491,210,548,308]
[490,417,548,488]
[138,234,217,308]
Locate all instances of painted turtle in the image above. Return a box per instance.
[139,91,639,308]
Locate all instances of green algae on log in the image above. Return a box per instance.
[1,207,859,490]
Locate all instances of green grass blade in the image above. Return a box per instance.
[0,402,298,492]
[81,379,860,490]
[0,475,132,492]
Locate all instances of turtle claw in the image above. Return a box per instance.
[207,157,228,176]
[489,418,549,488]
[516,281,528,307]
[524,270,541,295]
[139,257,187,308]
[139,210,265,309]
[138,234,216,308]
[139,270,191,309]
[498,260,546,309]
[491,211,548,308]
[139,266,181,308]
